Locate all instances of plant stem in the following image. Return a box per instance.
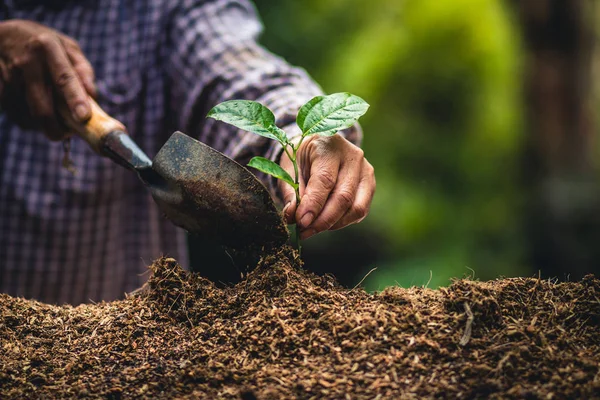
[284,140,304,255]
[283,145,298,192]
[295,222,302,256]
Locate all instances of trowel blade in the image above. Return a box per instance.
[149,131,289,252]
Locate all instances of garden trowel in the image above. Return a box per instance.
[63,98,289,255]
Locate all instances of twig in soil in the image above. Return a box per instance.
[424,270,433,289]
[466,267,475,279]
[459,302,474,347]
[494,351,515,376]
[224,249,244,280]
[352,267,378,290]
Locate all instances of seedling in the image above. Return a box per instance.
[208,92,369,250]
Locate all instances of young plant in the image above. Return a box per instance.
[207,92,369,249]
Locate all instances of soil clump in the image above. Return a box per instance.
[1,247,599,399]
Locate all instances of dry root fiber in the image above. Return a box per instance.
[1,247,599,399]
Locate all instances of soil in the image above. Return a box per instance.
[1,247,599,399]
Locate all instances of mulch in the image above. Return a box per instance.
[1,247,599,399]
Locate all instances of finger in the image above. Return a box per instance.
[330,161,376,230]
[37,33,90,122]
[299,159,361,240]
[295,155,341,231]
[279,180,298,224]
[22,61,63,140]
[61,37,96,97]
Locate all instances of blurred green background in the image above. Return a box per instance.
[250,0,599,290]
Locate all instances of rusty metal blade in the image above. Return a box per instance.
[149,131,289,251]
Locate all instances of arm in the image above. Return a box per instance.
[167,0,374,238]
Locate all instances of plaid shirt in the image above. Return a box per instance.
[0,0,360,304]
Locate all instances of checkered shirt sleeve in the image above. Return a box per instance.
[164,0,361,198]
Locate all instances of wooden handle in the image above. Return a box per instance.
[62,97,126,154]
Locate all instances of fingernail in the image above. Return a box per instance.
[282,201,291,214]
[300,229,317,240]
[73,104,89,121]
[300,212,314,228]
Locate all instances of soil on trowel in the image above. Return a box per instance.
[1,247,599,399]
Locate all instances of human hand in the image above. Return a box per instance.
[279,134,376,240]
[0,19,96,139]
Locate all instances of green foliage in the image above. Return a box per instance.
[207,100,288,143]
[248,156,297,189]
[297,93,370,136]
[253,0,528,289]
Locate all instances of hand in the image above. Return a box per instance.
[279,134,376,240]
[0,20,96,139]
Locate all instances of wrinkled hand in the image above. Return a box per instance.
[0,19,96,139]
[280,134,376,240]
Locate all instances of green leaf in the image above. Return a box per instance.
[248,156,298,189]
[268,125,290,145]
[297,93,370,137]
[207,100,287,143]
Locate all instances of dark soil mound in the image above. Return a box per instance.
[1,248,599,399]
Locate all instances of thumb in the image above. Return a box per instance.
[280,182,298,224]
